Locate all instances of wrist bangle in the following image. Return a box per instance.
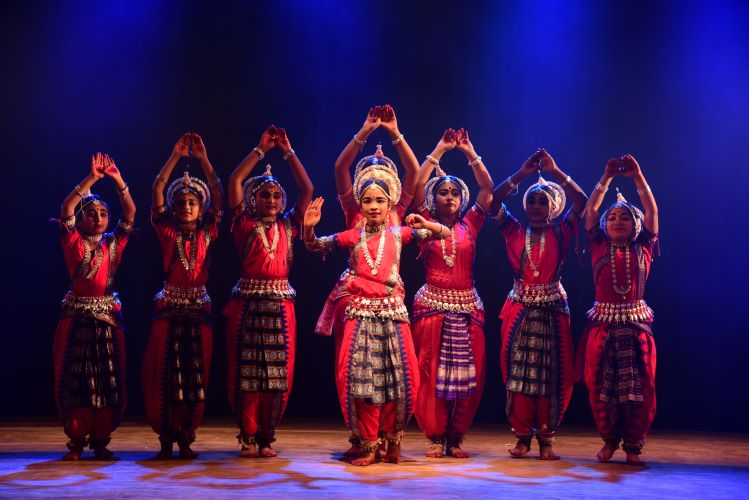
[468,155,482,167]
[637,185,652,195]
[282,149,296,160]
[208,177,222,187]
[560,175,571,187]
[391,133,404,145]
[595,182,609,193]
[353,134,366,147]
[154,176,166,185]
[118,184,129,196]
[426,155,440,166]
[254,147,265,160]
[506,176,517,190]
[74,185,85,198]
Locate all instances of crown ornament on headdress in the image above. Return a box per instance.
[423,167,470,217]
[166,170,211,210]
[599,187,645,241]
[522,174,566,220]
[353,144,402,206]
[243,164,287,215]
[76,190,110,218]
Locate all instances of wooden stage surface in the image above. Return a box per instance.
[1,418,748,499]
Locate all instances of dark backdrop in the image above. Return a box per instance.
[2,0,748,431]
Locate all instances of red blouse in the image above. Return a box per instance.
[589,227,657,303]
[231,209,300,280]
[152,210,219,287]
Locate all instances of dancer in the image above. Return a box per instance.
[410,128,493,458]
[54,153,135,460]
[321,105,420,457]
[224,125,313,458]
[490,148,586,460]
[304,162,449,466]
[579,154,658,466]
[142,133,223,459]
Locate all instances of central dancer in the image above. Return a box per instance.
[303,158,449,466]
[410,128,493,458]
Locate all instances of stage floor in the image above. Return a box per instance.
[1,419,748,499]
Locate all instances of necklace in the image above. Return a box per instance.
[176,232,198,272]
[257,220,279,259]
[440,224,456,267]
[83,235,104,279]
[610,243,632,299]
[360,225,386,276]
[525,226,546,278]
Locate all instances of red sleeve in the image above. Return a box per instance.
[60,226,85,277]
[496,206,522,240]
[338,188,360,228]
[560,209,580,249]
[285,208,302,239]
[463,202,487,238]
[396,190,414,219]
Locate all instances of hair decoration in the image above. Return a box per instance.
[242,164,287,215]
[352,145,402,206]
[423,169,470,217]
[522,174,566,220]
[599,188,644,241]
[166,171,211,210]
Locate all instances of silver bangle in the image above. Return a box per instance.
[74,185,85,198]
[426,155,440,166]
[118,184,129,197]
[208,177,222,187]
[506,176,517,189]
[637,184,652,195]
[353,135,366,147]
[596,182,609,193]
[282,149,296,160]
[468,155,482,166]
[391,133,404,145]
[254,147,265,160]
[560,175,571,187]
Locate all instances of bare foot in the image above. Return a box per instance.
[155,443,173,460]
[178,445,198,459]
[63,448,82,461]
[447,445,470,458]
[509,440,531,458]
[426,443,444,458]
[259,446,278,458]
[539,445,560,460]
[342,443,361,458]
[626,452,646,466]
[596,443,617,463]
[384,442,401,464]
[93,446,114,460]
[376,440,387,461]
[239,444,258,458]
[351,451,376,466]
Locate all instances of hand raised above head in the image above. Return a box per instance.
[189,133,208,160]
[258,125,278,153]
[436,128,457,152]
[604,157,623,177]
[101,154,121,178]
[620,154,642,177]
[361,107,382,134]
[173,133,190,158]
[276,127,292,154]
[520,149,543,175]
[537,148,557,173]
[455,128,475,155]
[379,104,399,135]
[90,152,106,179]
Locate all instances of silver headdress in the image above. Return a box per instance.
[353,145,402,206]
[523,175,566,220]
[166,171,211,210]
[423,168,470,217]
[243,164,287,215]
[600,188,644,241]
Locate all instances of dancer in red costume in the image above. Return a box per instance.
[490,149,587,460]
[142,133,223,459]
[410,128,493,458]
[304,166,449,466]
[321,105,420,457]
[224,125,313,458]
[54,153,135,460]
[578,154,658,466]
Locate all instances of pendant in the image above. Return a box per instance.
[533,271,540,277]
[371,268,378,275]
[269,253,275,260]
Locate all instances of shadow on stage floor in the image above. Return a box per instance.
[1,418,748,498]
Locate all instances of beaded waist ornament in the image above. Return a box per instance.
[231,277,296,300]
[587,300,653,324]
[61,292,121,315]
[154,283,211,307]
[508,279,568,307]
[346,295,409,322]
[414,284,483,313]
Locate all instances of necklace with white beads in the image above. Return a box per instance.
[257,220,279,259]
[525,226,546,278]
[440,225,456,267]
[360,225,386,276]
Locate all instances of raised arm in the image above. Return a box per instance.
[379,105,419,198]
[489,149,543,214]
[412,129,457,210]
[455,128,494,210]
[303,196,325,243]
[276,127,314,213]
[622,154,658,234]
[227,125,278,209]
[335,108,381,196]
[584,158,621,231]
[537,149,587,215]
[101,154,136,222]
[189,133,223,212]
[61,153,106,219]
[153,133,189,208]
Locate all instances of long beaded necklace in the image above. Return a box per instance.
[83,234,104,279]
[610,243,632,299]
[257,220,280,259]
[525,226,546,278]
[176,232,198,272]
[440,224,456,267]
[360,225,387,276]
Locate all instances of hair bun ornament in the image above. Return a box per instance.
[353,144,402,206]
[166,171,211,210]
[423,168,470,217]
[599,187,645,241]
[522,174,566,220]
[243,164,287,215]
